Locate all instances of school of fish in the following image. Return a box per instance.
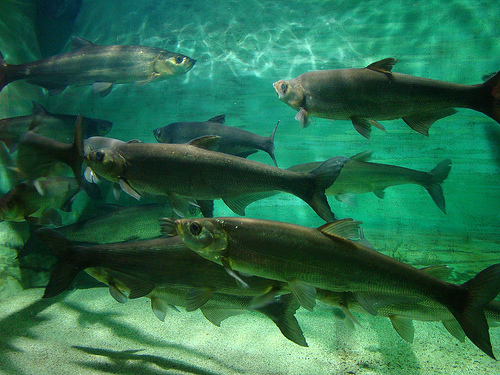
[1,32,500,362]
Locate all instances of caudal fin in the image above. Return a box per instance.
[450,263,500,359]
[425,159,452,213]
[34,228,86,298]
[481,71,500,124]
[305,156,350,221]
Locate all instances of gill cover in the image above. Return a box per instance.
[181,219,228,259]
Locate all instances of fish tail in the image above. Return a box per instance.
[266,120,280,167]
[425,159,451,214]
[34,227,87,298]
[448,263,500,359]
[304,156,349,221]
[256,293,308,347]
[480,71,500,124]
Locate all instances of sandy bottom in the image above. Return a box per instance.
[1,288,500,375]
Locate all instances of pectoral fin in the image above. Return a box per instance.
[84,166,100,184]
[221,257,249,289]
[119,179,141,200]
[288,280,316,311]
[295,107,310,128]
[92,82,113,97]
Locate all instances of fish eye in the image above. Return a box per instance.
[175,56,184,64]
[190,221,202,236]
[281,82,287,92]
[188,205,199,215]
[95,151,105,162]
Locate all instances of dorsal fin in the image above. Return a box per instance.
[317,219,362,240]
[420,265,453,281]
[366,58,397,74]
[350,151,374,161]
[188,135,221,151]
[71,36,95,51]
[207,114,226,124]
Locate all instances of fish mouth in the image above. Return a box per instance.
[272,82,281,97]
[187,59,196,71]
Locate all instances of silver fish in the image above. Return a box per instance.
[0,37,195,96]
[273,58,500,138]
[153,115,279,166]
[287,152,451,213]
[163,216,500,359]
[84,137,347,221]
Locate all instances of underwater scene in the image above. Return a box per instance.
[1,0,500,374]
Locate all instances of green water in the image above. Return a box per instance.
[0,0,499,374]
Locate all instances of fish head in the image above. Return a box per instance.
[176,218,228,261]
[154,52,196,77]
[84,148,125,181]
[153,127,170,143]
[273,79,304,109]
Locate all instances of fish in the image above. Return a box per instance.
[84,137,348,221]
[85,268,307,346]
[162,216,500,359]
[0,37,196,96]
[0,101,112,152]
[318,280,500,344]
[153,115,279,167]
[49,203,187,244]
[34,229,287,313]
[16,114,84,181]
[0,176,80,226]
[287,151,452,213]
[273,58,500,138]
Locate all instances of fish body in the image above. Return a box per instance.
[0,176,79,225]
[36,230,285,306]
[164,216,500,358]
[273,58,500,138]
[0,102,111,152]
[288,153,452,213]
[0,37,196,95]
[84,139,347,221]
[153,114,279,166]
[84,268,306,346]
[318,287,500,344]
[56,203,177,244]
